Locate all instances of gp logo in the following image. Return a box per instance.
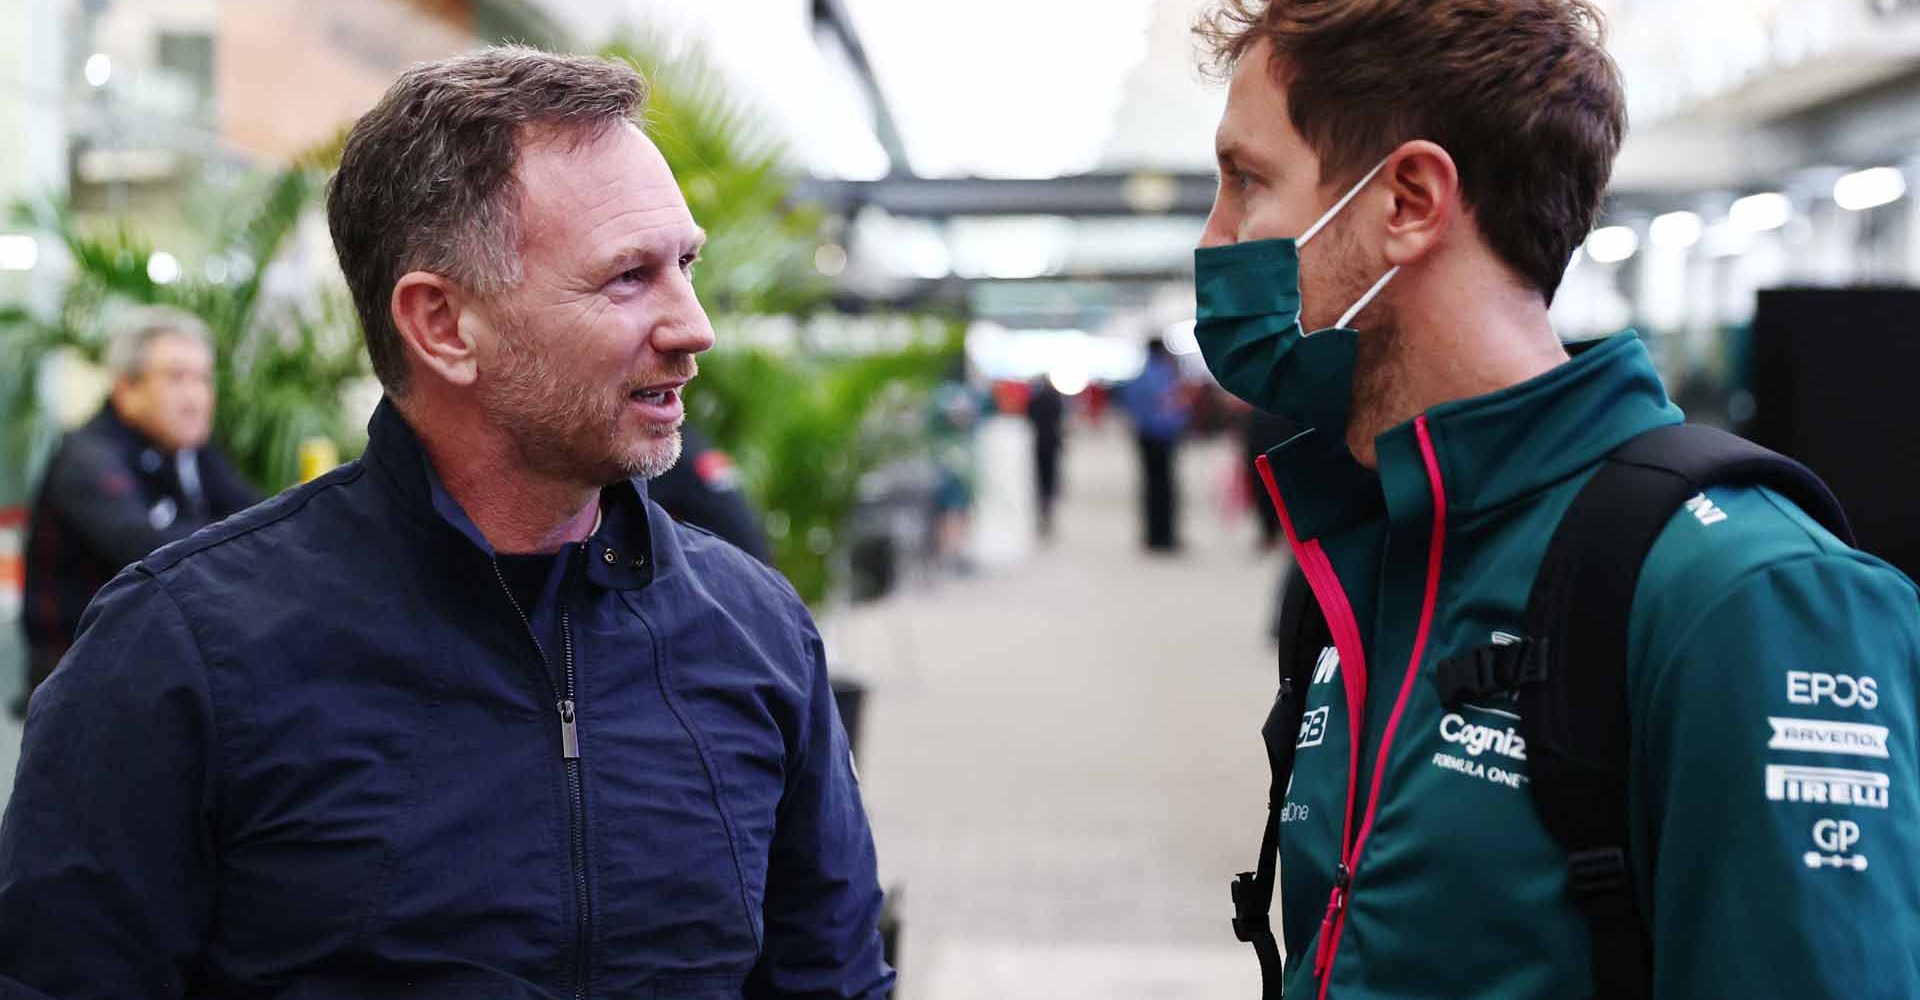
[1814,819,1860,853]
[1805,818,1868,872]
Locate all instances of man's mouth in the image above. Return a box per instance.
[629,375,691,404]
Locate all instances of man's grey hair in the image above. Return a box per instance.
[104,306,213,382]
[325,46,649,397]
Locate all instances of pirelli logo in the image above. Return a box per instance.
[1765,765,1891,810]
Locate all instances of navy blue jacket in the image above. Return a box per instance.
[0,401,893,999]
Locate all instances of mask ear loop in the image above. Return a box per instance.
[1298,156,1395,247]
[1336,266,1400,330]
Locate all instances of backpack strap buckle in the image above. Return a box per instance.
[1230,871,1272,944]
[1431,638,1547,708]
[1565,846,1632,900]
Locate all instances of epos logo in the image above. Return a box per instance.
[1787,671,1879,710]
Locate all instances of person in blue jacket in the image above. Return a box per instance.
[0,47,893,999]
[1120,338,1192,552]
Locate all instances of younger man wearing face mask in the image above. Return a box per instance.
[1192,2,1920,999]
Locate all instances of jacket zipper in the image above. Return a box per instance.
[492,559,592,1000]
[560,611,589,998]
[1257,414,1451,998]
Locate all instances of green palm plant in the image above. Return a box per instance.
[602,37,960,604]
[601,35,831,317]
[1,153,369,500]
[2,38,958,606]
[690,332,959,603]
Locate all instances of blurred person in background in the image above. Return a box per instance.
[1082,380,1111,426]
[1236,404,1298,641]
[1026,374,1066,539]
[1121,337,1190,553]
[15,307,257,717]
[1194,1,1919,998]
[1239,406,1297,555]
[648,421,772,564]
[0,48,891,1000]
[928,369,979,572]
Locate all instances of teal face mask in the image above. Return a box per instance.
[1193,157,1399,436]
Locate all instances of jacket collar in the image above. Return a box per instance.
[362,398,657,590]
[91,401,170,455]
[1265,332,1684,539]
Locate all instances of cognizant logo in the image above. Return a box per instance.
[1439,713,1528,761]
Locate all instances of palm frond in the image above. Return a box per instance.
[600,36,831,316]
[221,164,321,339]
[5,146,365,500]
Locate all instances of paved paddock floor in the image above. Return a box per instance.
[834,424,1284,999]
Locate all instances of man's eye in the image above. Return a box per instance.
[679,252,699,275]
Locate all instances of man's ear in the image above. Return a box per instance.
[391,271,482,388]
[1380,139,1460,268]
[108,374,141,413]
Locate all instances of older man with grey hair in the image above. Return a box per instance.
[15,305,257,715]
[0,46,893,1000]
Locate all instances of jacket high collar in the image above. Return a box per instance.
[360,398,660,591]
[1263,332,1685,541]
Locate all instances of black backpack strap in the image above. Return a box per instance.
[1518,422,1851,1000]
[1431,639,1546,709]
[1233,561,1330,999]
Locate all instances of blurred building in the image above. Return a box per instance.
[1555,0,1920,371]
[6,0,1920,474]
[0,0,563,301]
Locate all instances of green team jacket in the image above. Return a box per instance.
[1257,333,1920,999]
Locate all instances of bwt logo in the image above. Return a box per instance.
[1312,647,1340,686]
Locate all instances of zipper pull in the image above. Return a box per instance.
[1314,863,1352,978]
[558,699,580,759]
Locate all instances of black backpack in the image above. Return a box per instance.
[1230,423,1854,1000]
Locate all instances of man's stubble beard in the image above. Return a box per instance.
[1310,220,1409,465]
[480,317,686,486]
[1347,310,1409,462]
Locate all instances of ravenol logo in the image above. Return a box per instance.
[1312,647,1339,686]
[1767,718,1890,759]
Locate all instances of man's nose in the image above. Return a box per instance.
[1198,198,1235,250]
[655,275,716,356]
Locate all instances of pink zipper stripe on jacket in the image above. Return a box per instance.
[1254,455,1370,722]
[1253,453,1370,986]
[1256,417,1450,999]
